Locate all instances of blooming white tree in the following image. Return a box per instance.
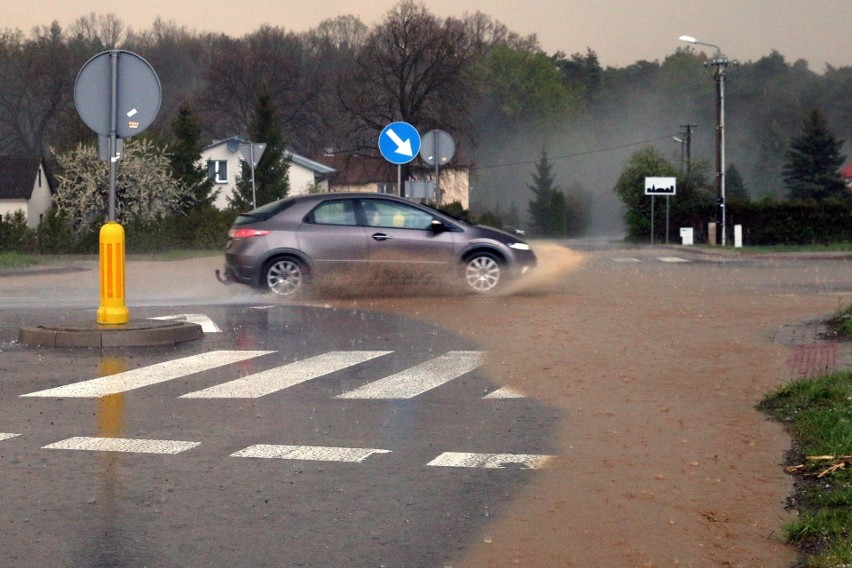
[53,138,182,230]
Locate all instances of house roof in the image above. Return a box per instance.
[284,151,336,177]
[202,135,245,153]
[842,164,852,180]
[320,154,397,186]
[0,156,45,200]
[202,136,336,176]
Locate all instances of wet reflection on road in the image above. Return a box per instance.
[88,356,132,568]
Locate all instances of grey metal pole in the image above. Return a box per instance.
[434,134,440,205]
[650,195,655,245]
[666,196,670,244]
[108,50,118,222]
[719,65,726,246]
[250,144,257,209]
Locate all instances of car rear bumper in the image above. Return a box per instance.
[222,254,257,287]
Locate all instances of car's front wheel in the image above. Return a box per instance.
[263,257,307,297]
[463,252,503,294]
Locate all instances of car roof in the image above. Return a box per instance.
[273,192,415,208]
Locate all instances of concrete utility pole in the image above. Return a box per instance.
[679,36,733,245]
[680,123,696,175]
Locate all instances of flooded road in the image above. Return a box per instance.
[1,243,850,566]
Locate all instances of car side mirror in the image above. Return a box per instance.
[430,219,448,234]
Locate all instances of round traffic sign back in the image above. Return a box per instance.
[419,130,456,166]
[74,50,162,138]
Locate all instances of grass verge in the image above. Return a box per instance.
[758,370,852,567]
[829,302,852,338]
[0,251,42,269]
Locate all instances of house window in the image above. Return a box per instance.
[376,183,394,194]
[208,160,228,183]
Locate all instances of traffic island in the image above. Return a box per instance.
[18,319,203,348]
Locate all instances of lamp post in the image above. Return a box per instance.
[679,35,730,245]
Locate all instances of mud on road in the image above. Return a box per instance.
[3,244,849,567]
[327,242,851,567]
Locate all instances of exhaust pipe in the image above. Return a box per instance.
[215,269,234,285]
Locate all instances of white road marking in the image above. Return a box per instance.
[0,433,20,441]
[612,257,641,263]
[149,313,221,333]
[43,437,200,454]
[231,444,391,462]
[336,351,484,400]
[180,351,391,399]
[657,256,690,263]
[427,452,554,469]
[483,386,525,399]
[21,350,272,398]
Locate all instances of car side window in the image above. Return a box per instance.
[309,200,357,226]
[360,200,434,230]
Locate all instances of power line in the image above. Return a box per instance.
[475,134,679,170]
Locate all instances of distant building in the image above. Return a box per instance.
[199,136,337,210]
[0,156,53,227]
[842,163,852,192]
[320,152,471,209]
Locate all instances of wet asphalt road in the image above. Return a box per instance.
[0,303,559,568]
[1,246,850,567]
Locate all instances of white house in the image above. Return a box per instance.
[200,136,336,210]
[0,156,53,227]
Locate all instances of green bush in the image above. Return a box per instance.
[124,207,237,254]
[666,197,852,246]
[0,210,36,252]
[36,207,76,254]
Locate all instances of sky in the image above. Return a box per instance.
[3,0,851,72]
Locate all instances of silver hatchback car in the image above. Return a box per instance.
[219,193,536,296]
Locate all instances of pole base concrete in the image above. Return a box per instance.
[18,319,203,348]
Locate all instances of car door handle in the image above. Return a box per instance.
[371,233,392,241]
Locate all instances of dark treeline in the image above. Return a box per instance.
[1,3,849,234]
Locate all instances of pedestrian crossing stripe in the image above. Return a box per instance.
[180,351,391,399]
[612,257,690,263]
[19,350,503,401]
[484,386,525,399]
[32,436,552,468]
[336,351,485,399]
[426,452,554,469]
[231,444,391,462]
[0,433,20,442]
[149,314,221,333]
[21,350,273,398]
[43,436,201,454]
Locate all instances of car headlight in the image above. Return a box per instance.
[508,242,530,251]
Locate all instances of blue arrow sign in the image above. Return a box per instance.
[378,121,421,165]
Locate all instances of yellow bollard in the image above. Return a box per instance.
[97,221,130,324]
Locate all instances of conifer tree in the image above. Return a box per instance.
[725,163,749,201]
[527,149,567,236]
[170,102,215,212]
[230,86,290,210]
[782,108,846,200]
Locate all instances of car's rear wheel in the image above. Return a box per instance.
[263,257,307,297]
[463,252,503,294]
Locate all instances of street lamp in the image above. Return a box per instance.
[679,35,731,245]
